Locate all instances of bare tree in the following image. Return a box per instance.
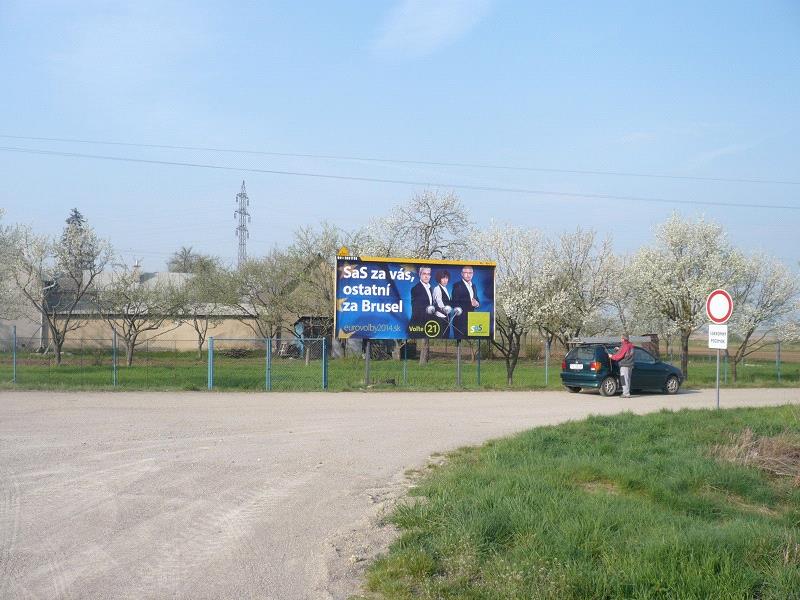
[362,190,472,364]
[167,246,219,273]
[9,215,112,365]
[175,263,237,358]
[232,250,301,340]
[95,265,181,366]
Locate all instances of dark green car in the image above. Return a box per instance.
[560,343,683,396]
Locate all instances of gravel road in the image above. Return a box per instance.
[1,388,798,599]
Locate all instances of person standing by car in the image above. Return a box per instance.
[609,334,635,397]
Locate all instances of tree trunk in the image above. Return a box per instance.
[419,338,430,365]
[54,339,63,366]
[680,331,690,378]
[126,341,135,367]
[506,357,514,386]
[197,337,204,360]
[731,357,738,382]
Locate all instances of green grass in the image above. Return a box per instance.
[362,406,800,599]
[0,349,797,391]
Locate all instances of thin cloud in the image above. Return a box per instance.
[689,143,751,168]
[373,0,492,59]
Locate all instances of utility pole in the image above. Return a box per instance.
[235,181,251,268]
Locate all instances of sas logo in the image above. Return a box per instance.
[467,312,490,337]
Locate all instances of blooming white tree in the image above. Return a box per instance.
[9,215,112,365]
[473,224,544,384]
[532,228,616,347]
[726,254,800,381]
[0,210,24,319]
[630,214,745,377]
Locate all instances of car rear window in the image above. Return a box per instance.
[566,346,597,361]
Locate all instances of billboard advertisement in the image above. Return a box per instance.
[335,255,496,340]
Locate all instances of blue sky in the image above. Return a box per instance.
[1,0,798,269]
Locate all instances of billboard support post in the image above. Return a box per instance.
[322,337,328,390]
[364,339,371,386]
[477,339,481,386]
[402,340,408,386]
[456,339,462,387]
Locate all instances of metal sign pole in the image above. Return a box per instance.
[716,349,720,410]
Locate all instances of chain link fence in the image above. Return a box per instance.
[0,328,797,391]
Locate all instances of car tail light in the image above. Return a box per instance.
[590,361,601,371]
[561,360,567,370]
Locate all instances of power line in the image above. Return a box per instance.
[1,145,799,211]
[1,133,797,186]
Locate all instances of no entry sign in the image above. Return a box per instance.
[706,289,733,324]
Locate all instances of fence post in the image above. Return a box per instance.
[544,338,550,387]
[322,337,328,390]
[266,338,272,391]
[477,338,481,387]
[208,336,214,390]
[112,330,117,387]
[777,341,781,383]
[12,325,17,384]
[364,339,371,386]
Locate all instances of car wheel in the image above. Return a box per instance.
[599,376,618,397]
[565,386,581,393]
[664,375,680,395]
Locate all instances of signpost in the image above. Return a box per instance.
[706,289,733,409]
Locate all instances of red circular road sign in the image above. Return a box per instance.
[706,289,733,324]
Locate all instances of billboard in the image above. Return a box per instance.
[335,255,496,340]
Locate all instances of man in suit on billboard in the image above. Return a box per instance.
[451,265,480,338]
[408,266,435,334]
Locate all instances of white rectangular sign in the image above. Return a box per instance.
[708,324,728,350]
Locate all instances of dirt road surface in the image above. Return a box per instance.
[1,388,798,599]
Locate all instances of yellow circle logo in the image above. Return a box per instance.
[424,320,440,338]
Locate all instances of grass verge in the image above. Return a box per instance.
[361,406,800,599]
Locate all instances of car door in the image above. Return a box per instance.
[631,348,660,390]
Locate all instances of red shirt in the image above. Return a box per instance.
[610,340,634,362]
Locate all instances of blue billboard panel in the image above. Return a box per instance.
[335,256,495,340]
